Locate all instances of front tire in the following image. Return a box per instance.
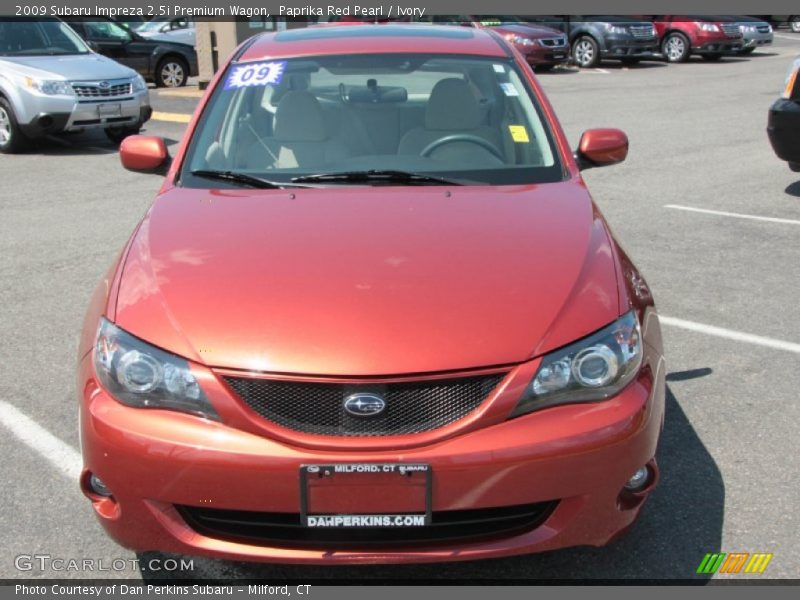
[105,124,141,145]
[662,32,691,63]
[572,36,600,68]
[156,57,188,88]
[0,97,29,154]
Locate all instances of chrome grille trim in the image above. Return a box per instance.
[71,79,133,98]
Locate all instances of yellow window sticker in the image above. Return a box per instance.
[509,125,530,143]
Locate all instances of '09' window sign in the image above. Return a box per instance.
[224,61,287,90]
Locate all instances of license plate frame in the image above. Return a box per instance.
[299,463,432,528]
[97,103,122,118]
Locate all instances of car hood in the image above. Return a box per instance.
[0,53,135,80]
[114,182,621,376]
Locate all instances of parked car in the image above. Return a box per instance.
[520,16,659,68]
[61,16,197,87]
[735,16,774,53]
[78,24,665,563]
[653,16,744,62]
[135,16,196,47]
[0,17,151,153]
[750,15,800,32]
[767,56,800,170]
[425,16,570,70]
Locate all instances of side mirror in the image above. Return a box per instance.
[575,128,629,170]
[86,40,99,52]
[120,135,170,174]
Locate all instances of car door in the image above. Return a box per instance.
[80,20,148,75]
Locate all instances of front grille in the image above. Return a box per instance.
[629,25,656,39]
[721,23,741,37]
[72,82,132,98]
[223,374,504,437]
[539,36,567,47]
[176,501,558,548]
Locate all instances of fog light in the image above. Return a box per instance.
[89,474,113,497]
[624,466,650,491]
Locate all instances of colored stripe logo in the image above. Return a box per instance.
[697,553,773,574]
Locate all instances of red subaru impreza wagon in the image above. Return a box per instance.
[77,24,665,564]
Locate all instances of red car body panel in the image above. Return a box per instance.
[113,183,618,376]
[474,22,570,67]
[654,16,744,53]
[78,25,665,563]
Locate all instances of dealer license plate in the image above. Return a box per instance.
[97,103,122,118]
[299,463,432,528]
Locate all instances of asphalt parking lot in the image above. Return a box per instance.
[1,35,799,581]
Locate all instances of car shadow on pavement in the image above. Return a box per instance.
[23,133,181,157]
[599,61,668,70]
[784,181,800,197]
[138,385,724,583]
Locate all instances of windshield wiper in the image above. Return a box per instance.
[190,169,310,189]
[291,169,467,186]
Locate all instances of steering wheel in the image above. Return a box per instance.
[420,134,504,161]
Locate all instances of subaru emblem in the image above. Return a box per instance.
[99,81,110,88]
[343,393,386,417]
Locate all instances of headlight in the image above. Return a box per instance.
[697,22,720,32]
[132,74,147,92]
[510,311,643,417]
[94,319,219,420]
[505,34,534,46]
[24,77,73,96]
[605,24,628,34]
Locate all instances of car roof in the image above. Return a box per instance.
[237,24,508,63]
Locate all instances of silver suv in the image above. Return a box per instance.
[0,17,151,153]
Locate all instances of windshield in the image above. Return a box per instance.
[0,18,90,56]
[135,18,169,34]
[181,53,563,188]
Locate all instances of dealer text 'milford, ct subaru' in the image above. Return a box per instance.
[78,25,665,564]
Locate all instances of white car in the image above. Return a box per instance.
[0,17,151,153]
[136,17,196,47]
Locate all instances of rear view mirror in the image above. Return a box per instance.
[120,135,170,174]
[575,128,629,170]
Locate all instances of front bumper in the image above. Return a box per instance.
[742,32,774,47]
[516,44,570,66]
[694,36,744,54]
[601,35,658,58]
[16,89,150,138]
[768,98,800,166]
[78,344,666,565]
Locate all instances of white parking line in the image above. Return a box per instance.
[0,400,82,480]
[774,34,800,41]
[664,204,800,225]
[661,316,800,354]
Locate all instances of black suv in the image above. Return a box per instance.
[520,15,659,68]
[61,16,197,87]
